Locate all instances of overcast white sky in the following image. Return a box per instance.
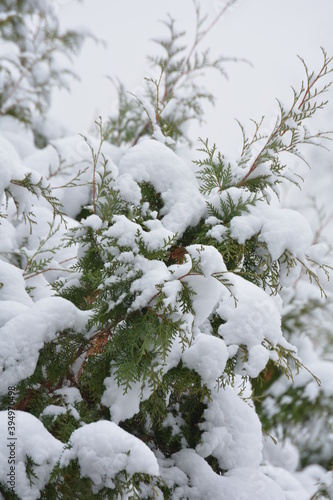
[51,0,333,226]
[53,1,333,142]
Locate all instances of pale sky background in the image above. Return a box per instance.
[51,0,333,232]
[53,1,333,141]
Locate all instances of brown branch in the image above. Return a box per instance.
[24,267,74,280]
[23,257,76,279]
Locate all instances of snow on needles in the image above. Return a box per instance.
[0,90,327,498]
[117,139,206,235]
[0,411,63,500]
[0,261,90,395]
[60,421,159,492]
[0,413,159,499]
[196,386,263,470]
[230,203,313,261]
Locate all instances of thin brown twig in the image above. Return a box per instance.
[23,256,76,279]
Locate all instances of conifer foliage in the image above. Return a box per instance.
[0,1,333,499]
[0,0,85,128]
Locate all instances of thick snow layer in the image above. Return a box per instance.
[182,333,228,388]
[263,436,300,473]
[0,261,33,307]
[261,464,310,500]
[0,301,29,329]
[196,386,263,469]
[105,214,174,252]
[0,125,36,161]
[129,256,171,310]
[60,421,159,491]
[230,203,313,260]
[118,139,206,235]
[0,292,90,394]
[0,411,63,500]
[186,244,227,276]
[172,449,284,499]
[184,245,228,327]
[102,371,153,424]
[242,344,271,378]
[217,275,284,347]
[181,245,289,379]
[0,218,17,256]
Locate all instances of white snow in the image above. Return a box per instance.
[102,371,153,424]
[60,421,159,491]
[105,214,174,252]
[172,449,284,499]
[117,139,206,235]
[0,411,63,500]
[263,436,299,472]
[230,203,313,261]
[216,277,278,347]
[0,294,90,394]
[81,213,103,231]
[0,10,331,497]
[196,386,263,470]
[54,387,83,405]
[0,261,33,307]
[182,333,228,388]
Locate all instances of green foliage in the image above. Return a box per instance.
[0,484,19,500]
[43,458,112,500]
[44,458,164,500]
[235,48,332,194]
[193,55,333,294]
[254,286,333,468]
[1,2,332,498]
[195,139,237,194]
[2,172,66,232]
[25,455,39,487]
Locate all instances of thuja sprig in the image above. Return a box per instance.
[238,48,333,190]
[106,78,147,147]
[50,146,90,190]
[4,172,65,231]
[296,256,332,299]
[264,340,322,388]
[195,138,235,194]
[22,220,62,278]
[80,117,113,216]
[0,5,85,125]
[106,0,245,147]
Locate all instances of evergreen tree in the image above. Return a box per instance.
[0,0,84,129]
[0,2,332,499]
